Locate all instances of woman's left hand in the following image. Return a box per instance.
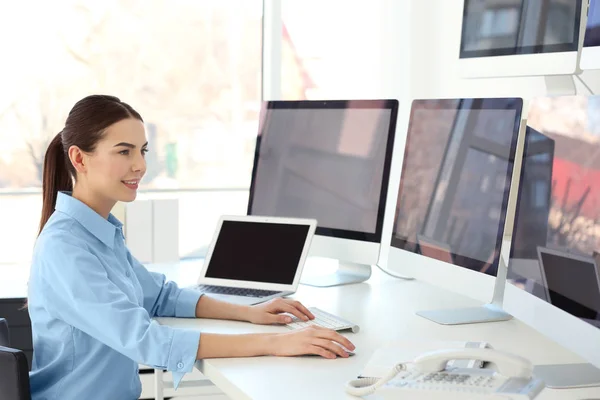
[247,298,315,325]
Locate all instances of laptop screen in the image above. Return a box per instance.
[540,251,600,320]
[204,220,311,285]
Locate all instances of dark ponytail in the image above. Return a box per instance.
[39,132,73,234]
[37,95,143,235]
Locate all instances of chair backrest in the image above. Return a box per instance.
[0,318,31,400]
[0,318,9,346]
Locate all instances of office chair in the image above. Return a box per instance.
[0,318,32,400]
[0,317,8,346]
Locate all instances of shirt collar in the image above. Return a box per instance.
[55,191,124,248]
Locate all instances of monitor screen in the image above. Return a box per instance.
[417,234,455,265]
[539,249,600,322]
[247,100,398,242]
[204,220,311,285]
[391,98,522,276]
[585,0,600,47]
[460,0,582,58]
[508,95,600,328]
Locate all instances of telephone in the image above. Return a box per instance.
[345,348,545,399]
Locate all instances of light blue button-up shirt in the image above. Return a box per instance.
[28,192,202,400]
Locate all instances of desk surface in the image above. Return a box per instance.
[6,259,600,399]
[160,266,600,400]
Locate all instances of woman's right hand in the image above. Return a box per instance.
[270,326,355,359]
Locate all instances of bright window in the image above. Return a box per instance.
[281,0,386,100]
[0,0,262,264]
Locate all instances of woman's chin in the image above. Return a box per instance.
[125,193,138,202]
[117,190,138,203]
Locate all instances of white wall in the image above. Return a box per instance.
[282,0,409,99]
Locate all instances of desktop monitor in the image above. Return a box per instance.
[581,0,600,69]
[247,99,398,287]
[506,126,554,299]
[389,98,523,324]
[459,0,585,77]
[505,95,600,388]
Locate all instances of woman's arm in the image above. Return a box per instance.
[193,294,249,321]
[128,251,313,324]
[196,327,355,360]
[194,296,315,325]
[37,237,200,377]
[128,251,201,318]
[192,297,354,359]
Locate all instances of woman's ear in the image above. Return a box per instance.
[68,145,86,174]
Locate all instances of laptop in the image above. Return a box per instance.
[537,246,600,327]
[194,215,317,305]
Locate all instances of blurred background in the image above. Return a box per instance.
[0,0,386,264]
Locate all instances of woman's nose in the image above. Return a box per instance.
[132,154,146,173]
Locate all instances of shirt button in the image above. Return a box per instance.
[126,271,131,278]
[177,362,184,369]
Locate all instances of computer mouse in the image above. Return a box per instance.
[335,343,355,357]
[299,343,355,358]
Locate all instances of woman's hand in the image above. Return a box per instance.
[270,326,355,359]
[247,298,315,325]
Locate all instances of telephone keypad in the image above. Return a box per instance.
[394,371,501,393]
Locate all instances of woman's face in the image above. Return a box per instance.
[84,118,148,203]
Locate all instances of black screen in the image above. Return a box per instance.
[391,98,522,276]
[247,100,398,242]
[461,0,581,58]
[585,0,600,47]
[541,252,600,320]
[204,220,310,284]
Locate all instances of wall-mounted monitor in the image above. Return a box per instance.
[460,0,585,77]
[581,0,600,69]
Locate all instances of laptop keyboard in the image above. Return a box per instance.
[196,284,281,298]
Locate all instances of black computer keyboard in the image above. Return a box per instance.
[196,285,281,298]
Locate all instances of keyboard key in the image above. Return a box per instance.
[196,285,280,297]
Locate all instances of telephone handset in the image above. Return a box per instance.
[346,348,545,399]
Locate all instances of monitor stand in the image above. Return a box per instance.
[533,364,600,389]
[416,303,512,325]
[301,261,372,287]
[544,75,576,95]
[417,253,514,325]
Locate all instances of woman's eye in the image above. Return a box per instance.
[141,148,149,155]
[119,150,130,155]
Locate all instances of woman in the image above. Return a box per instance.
[27,95,355,400]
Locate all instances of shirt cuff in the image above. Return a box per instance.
[175,288,203,318]
[167,328,201,389]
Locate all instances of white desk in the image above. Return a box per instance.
[159,266,600,400]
